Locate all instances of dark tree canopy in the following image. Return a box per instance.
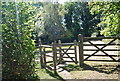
[64,2,100,41]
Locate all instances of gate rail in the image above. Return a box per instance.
[78,34,120,66]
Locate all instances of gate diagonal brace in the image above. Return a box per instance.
[57,45,72,59]
[56,45,71,64]
[84,38,117,61]
[57,45,76,63]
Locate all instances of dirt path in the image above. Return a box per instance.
[54,61,119,79]
[71,61,119,79]
[71,70,118,79]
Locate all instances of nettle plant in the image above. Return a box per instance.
[2,2,39,79]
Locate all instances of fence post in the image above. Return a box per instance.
[39,42,44,69]
[78,34,84,66]
[43,47,46,68]
[118,36,120,62]
[52,41,57,74]
[58,40,63,63]
[74,40,78,64]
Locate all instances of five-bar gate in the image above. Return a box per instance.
[78,34,120,66]
[38,40,78,74]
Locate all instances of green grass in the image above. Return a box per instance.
[61,64,83,72]
[35,63,64,80]
[36,69,55,79]
[35,63,55,79]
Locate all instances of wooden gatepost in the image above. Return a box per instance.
[74,40,78,64]
[52,41,57,74]
[58,40,63,63]
[39,42,44,69]
[78,34,84,66]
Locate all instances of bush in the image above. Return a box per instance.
[2,2,38,79]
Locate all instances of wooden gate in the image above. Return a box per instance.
[55,40,78,65]
[38,40,78,74]
[78,34,120,66]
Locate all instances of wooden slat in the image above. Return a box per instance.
[46,55,53,57]
[83,49,98,51]
[56,53,75,54]
[46,61,53,63]
[57,56,75,58]
[84,54,119,57]
[83,49,119,51]
[56,48,74,50]
[83,44,120,46]
[37,45,52,48]
[84,59,118,62]
[56,43,74,46]
[63,61,78,62]
[103,49,120,51]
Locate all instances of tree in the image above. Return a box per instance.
[2,2,39,79]
[89,2,120,36]
[36,2,65,43]
[64,2,100,40]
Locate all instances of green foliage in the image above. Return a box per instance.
[35,2,100,43]
[89,2,120,36]
[64,2,100,40]
[37,2,66,41]
[2,2,39,79]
